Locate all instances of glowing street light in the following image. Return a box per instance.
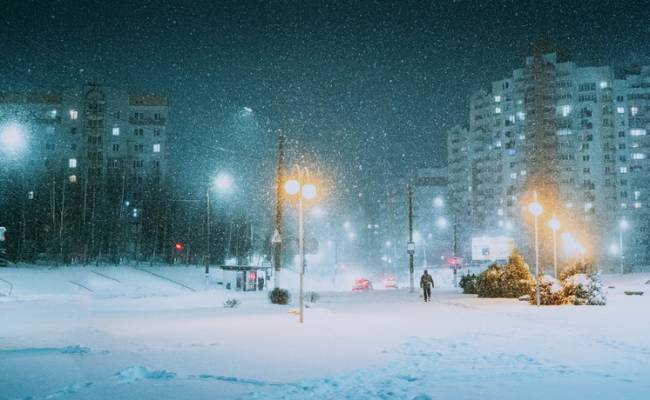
[528,192,542,307]
[214,172,234,193]
[548,215,561,278]
[433,196,444,208]
[206,172,235,275]
[284,166,318,324]
[0,122,27,157]
[618,218,629,274]
[435,216,448,230]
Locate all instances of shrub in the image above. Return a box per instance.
[305,291,320,303]
[476,250,534,298]
[223,298,241,308]
[459,273,478,294]
[531,280,567,305]
[269,288,291,305]
[476,264,504,298]
[500,250,534,298]
[530,262,607,306]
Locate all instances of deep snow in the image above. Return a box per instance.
[1,265,649,400]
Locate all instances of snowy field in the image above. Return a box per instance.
[1,266,649,400]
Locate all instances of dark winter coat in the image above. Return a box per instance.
[420,273,434,289]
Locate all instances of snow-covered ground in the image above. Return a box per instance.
[1,265,649,400]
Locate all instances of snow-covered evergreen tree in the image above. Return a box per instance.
[587,271,607,306]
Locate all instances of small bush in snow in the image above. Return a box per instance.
[305,291,320,303]
[269,288,291,305]
[223,298,241,308]
[530,262,606,306]
[459,273,478,294]
[476,250,533,298]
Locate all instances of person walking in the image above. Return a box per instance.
[420,270,434,302]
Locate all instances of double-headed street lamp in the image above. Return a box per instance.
[528,192,543,307]
[284,166,317,324]
[548,215,561,278]
[619,218,629,274]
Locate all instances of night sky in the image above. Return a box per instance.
[2,0,650,207]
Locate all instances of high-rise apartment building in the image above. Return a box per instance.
[448,53,650,270]
[0,84,169,262]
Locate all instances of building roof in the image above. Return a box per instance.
[129,94,168,107]
[0,92,62,104]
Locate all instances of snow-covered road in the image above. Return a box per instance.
[1,266,649,399]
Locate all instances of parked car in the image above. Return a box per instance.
[383,275,398,289]
[352,278,373,291]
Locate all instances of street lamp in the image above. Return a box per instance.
[0,122,27,157]
[205,172,234,275]
[284,166,317,324]
[619,219,629,274]
[528,192,543,306]
[548,215,561,278]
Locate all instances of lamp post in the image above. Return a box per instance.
[548,216,560,278]
[619,219,629,274]
[528,192,543,307]
[284,166,317,324]
[205,172,233,275]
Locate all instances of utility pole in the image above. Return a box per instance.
[273,134,285,288]
[453,216,459,288]
[407,185,415,293]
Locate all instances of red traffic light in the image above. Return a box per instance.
[174,242,184,251]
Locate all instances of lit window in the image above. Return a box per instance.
[631,106,639,116]
[69,175,77,183]
[634,202,642,209]
[600,81,608,89]
[69,109,78,120]
[565,202,574,209]
[49,109,57,118]
[620,167,628,174]
[516,111,525,121]
[519,134,526,140]
[508,115,515,123]
[497,208,504,216]
[621,203,627,209]
[632,153,646,160]
[520,170,527,176]
[510,172,517,179]
[634,191,641,200]
[153,144,161,153]
[68,158,77,168]
[617,107,625,114]
[494,95,501,102]
[630,129,646,136]
[112,126,120,136]
[28,191,34,199]
[561,105,571,117]
[495,140,502,148]
[495,107,502,114]
[557,129,572,136]
[584,202,593,211]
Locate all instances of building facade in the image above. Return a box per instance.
[448,53,650,271]
[0,84,169,263]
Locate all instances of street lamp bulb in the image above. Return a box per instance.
[619,219,629,230]
[214,172,233,192]
[302,183,316,199]
[0,122,27,155]
[548,217,561,231]
[435,216,448,229]
[528,201,543,217]
[284,179,300,195]
[433,196,444,208]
